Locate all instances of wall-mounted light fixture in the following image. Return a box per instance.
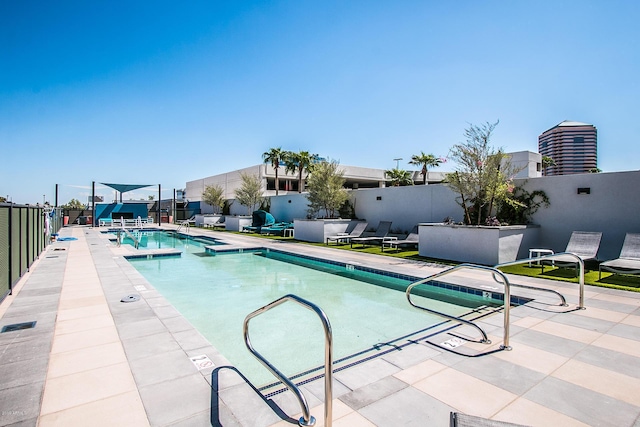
[577,187,591,195]
[376,196,382,201]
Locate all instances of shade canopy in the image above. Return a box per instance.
[100,183,153,194]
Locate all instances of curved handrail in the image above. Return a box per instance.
[243,294,333,427]
[495,252,584,310]
[406,263,512,350]
[490,273,567,307]
[120,224,140,249]
[176,220,190,234]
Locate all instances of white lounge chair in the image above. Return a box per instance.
[351,221,393,248]
[326,222,368,245]
[599,233,640,278]
[542,231,602,274]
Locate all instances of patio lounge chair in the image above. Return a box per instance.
[542,231,602,274]
[351,221,393,248]
[205,217,226,229]
[599,233,640,279]
[242,210,275,233]
[326,222,368,245]
[382,226,419,252]
[260,222,293,236]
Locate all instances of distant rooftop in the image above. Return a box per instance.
[542,120,595,134]
[556,120,593,127]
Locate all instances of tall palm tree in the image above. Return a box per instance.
[409,152,442,185]
[284,151,319,193]
[262,147,285,195]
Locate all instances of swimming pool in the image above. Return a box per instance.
[126,233,504,387]
[105,230,222,250]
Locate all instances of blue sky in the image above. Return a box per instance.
[2,1,639,205]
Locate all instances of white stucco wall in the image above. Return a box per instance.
[265,170,640,261]
[519,171,640,260]
[349,185,462,233]
[189,166,639,262]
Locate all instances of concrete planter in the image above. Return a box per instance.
[293,219,362,243]
[224,216,252,232]
[418,223,540,265]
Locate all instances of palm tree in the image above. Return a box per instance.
[409,152,442,185]
[284,151,319,193]
[262,147,285,196]
[541,156,555,176]
[385,168,414,186]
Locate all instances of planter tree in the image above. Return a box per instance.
[234,172,264,215]
[305,160,349,218]
[409,152,442,185]
[445,121,523,225]
[202,184,225,214]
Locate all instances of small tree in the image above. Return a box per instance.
[305,160,349,218]
[408,152,442,185]
[62,198,85,210]
[202,185,225,214]
[385,168,414,186]
[496,186,550,225]
[234,172,264,215]
[445,121,523,225]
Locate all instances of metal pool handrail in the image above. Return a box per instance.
[243,294,333,427]
[118,224,140,249]
[176,220,190,234]
[495,252,585,310]
[406,264,512,350]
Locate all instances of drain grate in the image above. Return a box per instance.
[1,321,37,333]
[120,294,140,303]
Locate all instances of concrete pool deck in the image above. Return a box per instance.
[0,224,639,426]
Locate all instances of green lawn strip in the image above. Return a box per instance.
[498,263,640,292]
[216,229,640,292]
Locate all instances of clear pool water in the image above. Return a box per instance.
[107,230,221,250]
[126,233,500,386]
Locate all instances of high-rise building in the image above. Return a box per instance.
[538,120,597,176]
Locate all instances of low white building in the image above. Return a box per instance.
[185,151,541,213]
[185,163,447,208]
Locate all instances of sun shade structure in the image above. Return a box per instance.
[101,183,153,202]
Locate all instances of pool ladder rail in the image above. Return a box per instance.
[176,220,191,234]
[116,226,141,249]
[244,294,333,427]
[406,254,585,353]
